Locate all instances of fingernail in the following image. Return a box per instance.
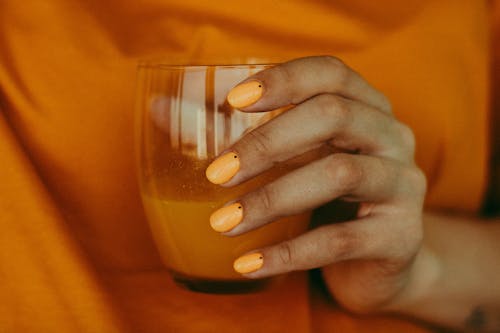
[205,152,240,184]
[233,253,264,274]
[210,203,243,233]
[227,81,263,108]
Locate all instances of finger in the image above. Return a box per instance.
[233,214,418,278]
[218,94,413,187]
[213,154,423,236]
[227,56,391,114]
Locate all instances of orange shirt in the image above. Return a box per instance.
[0,1,494,332]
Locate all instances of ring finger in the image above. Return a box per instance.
[210,153,421,235]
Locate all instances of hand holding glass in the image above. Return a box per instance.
[135,63,310,293]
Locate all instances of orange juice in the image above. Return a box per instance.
[142,197,309,279]
[140,150,310,282]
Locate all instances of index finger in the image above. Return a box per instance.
[227,56,391,113]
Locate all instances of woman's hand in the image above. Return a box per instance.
[206,56,427,313]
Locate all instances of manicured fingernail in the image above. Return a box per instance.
[227,81,263,108]
[233,253,264,274]
[205,152,240,184]
[210,203,243,233]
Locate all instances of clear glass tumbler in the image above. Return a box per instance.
[135,62,310,293]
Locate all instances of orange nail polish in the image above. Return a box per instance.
[210,203,243,233]
[205,152,240,184]
[233,253,264,274]
[227,81,263,108]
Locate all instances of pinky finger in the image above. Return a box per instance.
[234,216,400,278]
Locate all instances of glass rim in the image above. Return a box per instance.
[137,60,276,70]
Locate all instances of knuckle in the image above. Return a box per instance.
[396,122,416,156]
[405,166,427,197]
[256,184,277,212]
[275,64,295,84]
[397,166,427,204]
[327,226,360,260]
[320,55,346,70]
[325,154,363,193]
[273,64,297,103]
[244,128,274,158]
[277,241,294,266]
[321,55,350,87]
[315,95,352,129]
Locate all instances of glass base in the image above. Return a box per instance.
[172,272,270,294]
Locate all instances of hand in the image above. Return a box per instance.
[206,56,427,313]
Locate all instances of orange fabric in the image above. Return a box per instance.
[0,1,491,332]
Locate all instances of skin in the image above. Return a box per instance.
[215,56,500,332]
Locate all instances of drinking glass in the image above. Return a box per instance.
[135,62,310,293]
